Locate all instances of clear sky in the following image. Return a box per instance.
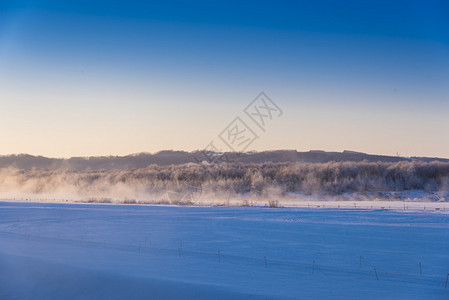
[0,0,448,158]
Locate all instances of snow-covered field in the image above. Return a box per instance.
[1,201,449,299]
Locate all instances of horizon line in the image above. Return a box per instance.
[1,149,448,161]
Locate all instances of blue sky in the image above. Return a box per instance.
[0,0,448,157]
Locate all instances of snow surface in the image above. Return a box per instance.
[1,201,449,299]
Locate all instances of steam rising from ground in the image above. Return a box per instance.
[1,161,449,205]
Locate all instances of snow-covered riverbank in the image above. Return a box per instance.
[1,202,448,299]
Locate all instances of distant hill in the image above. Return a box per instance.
[0,150,448,171]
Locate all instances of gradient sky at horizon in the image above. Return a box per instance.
[0,0,448,158]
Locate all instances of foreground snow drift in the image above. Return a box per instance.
[1,202,448,299]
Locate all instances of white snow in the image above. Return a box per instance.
[1,201,449,299]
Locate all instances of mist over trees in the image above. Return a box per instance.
[0,161,448,203]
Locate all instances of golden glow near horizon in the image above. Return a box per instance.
[1,84,448,158]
